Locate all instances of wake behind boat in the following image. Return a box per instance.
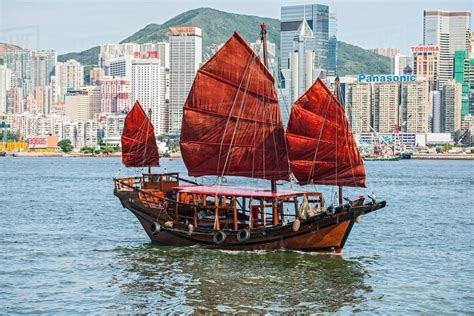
[114,24,386,253]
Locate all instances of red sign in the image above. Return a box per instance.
[411,46,440,53]
[28,136,58,149]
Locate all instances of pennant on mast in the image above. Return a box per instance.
[121,101,160,168]
[180,32,290,181]
[286,79,366,187]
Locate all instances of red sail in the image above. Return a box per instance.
[121,101,160,167]
[180,32,289,181]
[286,79,366,187]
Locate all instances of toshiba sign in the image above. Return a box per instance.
[28,136,58,149]
[411,46,440,53]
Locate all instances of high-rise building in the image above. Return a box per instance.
[412,45,440,90]
[0,65,12,114]
[56,59,84,96]
[3,49,33,97]
[280,4,329,71]
[168,26,202,134]
[287,19,318,102]
[32,50,57,88]
[373,83,400,133]
[401,81,430,133]
[431,91,442,132]
[156,42,170,69]
[100,77,131,113]
[64,90,90,122]
[328,11,337,76]
[423,10,471,88]
[344,83,372,133]
[441,80,462,133]
[131,59,166,135]
[453,50,474,118]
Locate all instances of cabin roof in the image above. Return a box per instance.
[174,185,316,198]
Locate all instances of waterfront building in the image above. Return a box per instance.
[0,66,12,114]
[64,86,100,122]
[100,77,131,113]
[412,45,440,91]
[32,50,57,88]
[102,112,126,146]
[55,59,84,97]
[441,80,462,133]
[401,81,430,133]
[368,48,401,57]
[431,91,442,133]
[470,90,474,114]
[90,67,105,85]
[344,82,372,133]
[391,55,414,76]
[423,10,471,88]
[373,83,400,133]
[131,58,166,135]
[280,4,330,71]
[168,26,202,134]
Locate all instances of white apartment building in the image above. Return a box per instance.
[0,66,12,114]
[168,26,202,134]
[401,81,430,133]
[344,83,372,133]
[100,77,131,113]
[373,83,400,133]
[55,59,84,96]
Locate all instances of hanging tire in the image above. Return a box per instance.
[236,229,250,242]
[292,218,301,232]
[151,222,161,235]
[213,231,226,244]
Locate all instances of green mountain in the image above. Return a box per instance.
[58,7,390,76]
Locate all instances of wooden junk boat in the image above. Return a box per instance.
[114,25,386,253]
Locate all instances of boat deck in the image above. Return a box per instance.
[174,185,317,199]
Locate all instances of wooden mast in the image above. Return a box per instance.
[148,108,152,175]
[260,23,277,194]
[335,76,343,205]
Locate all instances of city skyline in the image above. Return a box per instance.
[0,0,472,54]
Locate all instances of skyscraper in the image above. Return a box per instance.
[168,26,202,135]
[4,49,33,96]
[423,10,471,88]
[55,59,84,96]
[32,50,57,88]
[344,83,372,133]
[441,80,462,133]
[401,81,430,133]
[0,66,12,114]
[412,45,440,91]
[280,4,329,71]
[131,59,166,136]
[328,11,337,76]
[373,83,400,133]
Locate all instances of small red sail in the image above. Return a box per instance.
[286,79,366,187]
[121,101,160,167]
[180,32,289,181]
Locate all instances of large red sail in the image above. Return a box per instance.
[121,101,160,167]
[180,32,289,181]
[286,79,366,187]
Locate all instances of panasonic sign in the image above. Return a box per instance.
[358,74,417,83]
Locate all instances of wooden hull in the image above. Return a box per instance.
[115,190,385,253]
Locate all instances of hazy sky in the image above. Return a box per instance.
[0,0,472,54]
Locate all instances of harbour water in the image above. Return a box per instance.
[1,157,473,313]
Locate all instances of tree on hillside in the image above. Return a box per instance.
[58,139,74,153]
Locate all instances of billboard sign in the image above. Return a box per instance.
[28,136,58,149]
[358,73,417,83]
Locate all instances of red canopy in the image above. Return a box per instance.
[121,101,160,167]
[180,32,289,181]
[286,79,366,187]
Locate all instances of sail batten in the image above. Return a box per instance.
[180,32,289,181]
[286,78,366,187]
[121,101,160,168]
